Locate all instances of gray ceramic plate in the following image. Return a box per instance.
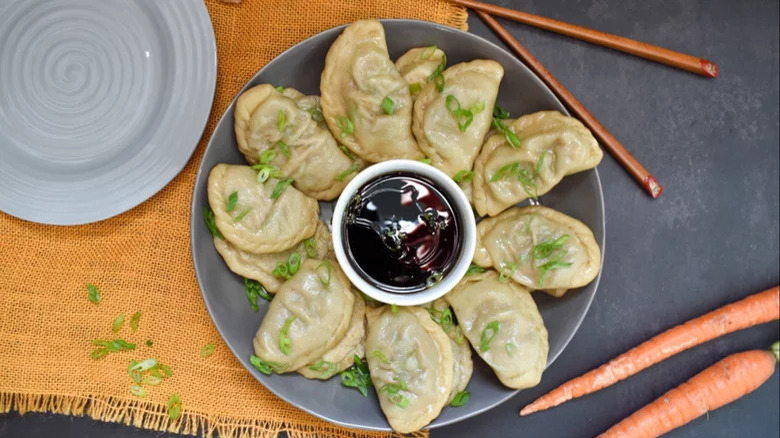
[0,0,216,225]
[191,20,604,432]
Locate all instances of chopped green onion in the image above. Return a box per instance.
[379,380,409,408]
[450,390,471,407]
[445,95,474,132]
[90,348,109,360]
[145,339,152,347]
[129,358,158,373]
[310,107,325,123]
[370,350,390,364]
[334,162,361,182]
[87,283,101,304]
[427,53,447,92]
[272,262,291,280]
[277,141,290,158]
[409,82,423,95]
[226,191,238,212]
[420,45,437,59]
[316,260,332,286]
[453,170,474,183]
[480,320,499,352]
[150,363,173,378]
[244,278,272,312]
[418,157,432,165]
[493,104,510,119]
[200,343,215,358]
[250,354,274,375]
[390,304,399,314]
[465,264,486,276]
[260,149,276,164]
[537,253,573,287]
[533,235,571,260]
[254,164,280,183]
[470,101,486,113]
[505,342,516,355]
[517,169,539,200]
[277,109,286,132]
[270,178,294,200]
[492,118,522,148]
[111,314,125,333]
[309,360,337,378]
[340,355,372,397]
[203,207,224,240]
[381,96,395,115]
[303,238,318,258]
[452,326,467,345]
[143,375,162,386]
[233,207,253,223]
[336,116,354,138]
[338,144,357,160]
[439,308,453,333]
[490,162,520,182]
[499,262,516,283]
[275,85,284,93]
[279,316,295,355]
[129,384,147,398]
[130,312,141,332]
[287,252,301,275]
[536,150,548,176]
[167,393,182,420]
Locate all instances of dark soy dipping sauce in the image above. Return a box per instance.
[343,172,462,294]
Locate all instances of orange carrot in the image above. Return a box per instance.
[598,343,779,438]
[521,286,779,416]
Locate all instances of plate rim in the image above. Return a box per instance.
[190,18,605,432]
[0,0,217,226]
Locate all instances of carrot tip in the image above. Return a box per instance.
[700,59,719,78]
[644,175,663,198]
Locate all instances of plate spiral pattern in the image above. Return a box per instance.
[0,0,216,225]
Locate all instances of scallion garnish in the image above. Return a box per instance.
[309,360,337,378]
[490,162,519,182]
[143,375,162,386]
[200,343,215,358]
[492,117,522,148]
[111,314,125,333]
[338,144,357,160]
[409,82,423,95]
[277,141,290,158]
[379,380,409,408]
[250,354,274,375]
[370,350,390,364]
[453,169,474,183]
[310,107,325,123]
[340,355,372,397]
[129,384,147,398]
[505,342,516,355]
[499,262,516,283]
[390,304,399,314]
[271,262,291,280]
[426,306,453,333]
[129,358,158,373]
[517,169,539,200]
[451,390,471,407]
[149,363,173,378]
[536,150,548,176]
[130,311,141,332]
[167,393,182,420]
[244,278,272,312]
[90,338,136,359]
[480,321,499,352]
[334,162,361,182]
[270,178,294,200]
[303,238,318,258]
[470,101,486,114]
[316,260,332,286]
[87,283,101,304]
[533,235,571,260]
[145,339,152,347]
[465,264,486,276]
[90,348,109,360]
[279,316,295,355]
[537,253,573,287]
[275,85,284,93]
[336,116,354,138]
[493,104,510,119]
[260,149,276,164]
[420,45,437,59]
[203,207,224,240]
[445,95,474,132]
[427,53,447,92]
[254,164,280,183]
[226,191,238,212]
[381,96,394,115]
[233,207,253,223]
[288,252,301,275]
[277,109,286,132]
[418,157,432,165]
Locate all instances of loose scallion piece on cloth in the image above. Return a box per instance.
[340,355,372,397]
[129,384,147,398]
[129,311,141,332]
[111,314,125,333]
[167,393,182,420]
[200,343,215,358]
[87,283,101,304]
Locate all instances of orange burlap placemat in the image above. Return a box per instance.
[0,1,467,437]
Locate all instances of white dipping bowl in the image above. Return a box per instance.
[331,159,476,306]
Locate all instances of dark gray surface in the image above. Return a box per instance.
[1,0,778,437]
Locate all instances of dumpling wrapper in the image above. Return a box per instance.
[413,60,504,177]
[446,271,548,389]
[472,111,603,216]
[395,46,446,101]
[423,299,473,403]
[208,164,318,254]
[474,206,601,294]
[320,20,423,162]
[298,291,366,379]
[365,305,453,434]
[234,84,363,200]
[213,221,332,293]
[253,259,355,372]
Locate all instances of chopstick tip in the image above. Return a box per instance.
[645,175,663,198]
[700,59,719,78]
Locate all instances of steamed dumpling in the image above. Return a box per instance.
[207,164,318,254]
[446,271,548,389]
[234,84,363,200]
[298,291,366,379]
[320,20,423,162]
[395,46,446,100]
[472,111,602,216]
[474,206,601,294]
[413,60,504,177]
[365,305,453,433]
[424,299,473,404]
[213,221,332,293]
[253,259,355,372]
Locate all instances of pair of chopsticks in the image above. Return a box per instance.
[451,0,718,198]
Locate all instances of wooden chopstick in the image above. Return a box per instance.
[476,10,663,198]
[452,0,718,78]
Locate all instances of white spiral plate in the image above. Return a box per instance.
[0,0,216,225]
